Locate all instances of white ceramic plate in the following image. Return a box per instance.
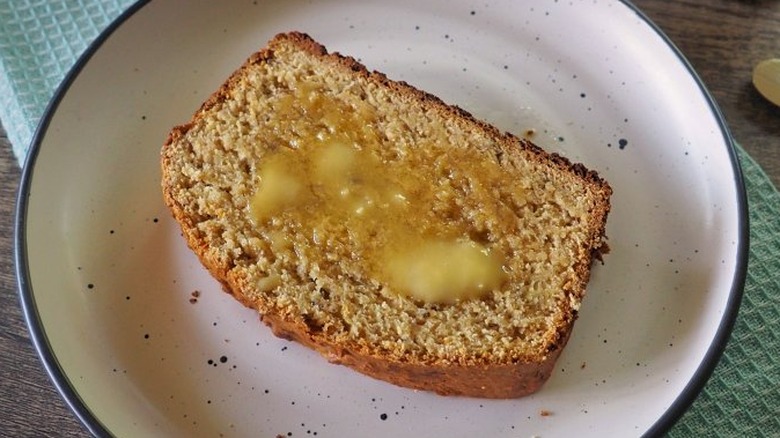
[16,0,747,436]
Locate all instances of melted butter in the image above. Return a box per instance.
[384,240,504,304]
[251,80,507,303]
[250,154,306,221]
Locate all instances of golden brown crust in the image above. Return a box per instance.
[206,266,572,398]
[161,31,611,398]
[259,309,570,398]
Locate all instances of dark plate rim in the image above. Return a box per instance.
[13,1,748,437]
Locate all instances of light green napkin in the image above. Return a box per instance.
[669,148,780,436]
[0,0,134,162]
[1,1,778,436]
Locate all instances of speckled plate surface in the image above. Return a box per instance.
[15,0,746,437]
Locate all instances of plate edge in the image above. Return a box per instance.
[12,1,751,437]
[13,1,153,437]
[619,1,750,437]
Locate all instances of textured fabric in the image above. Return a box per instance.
[669,149,780,437]
[0,0,134,162]
[0,1,778,436]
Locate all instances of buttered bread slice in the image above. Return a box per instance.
[161,32,612,398]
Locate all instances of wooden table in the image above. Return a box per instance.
[1,1,778,436]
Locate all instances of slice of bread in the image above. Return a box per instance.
[161,31,611,398]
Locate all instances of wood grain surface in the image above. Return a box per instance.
[1,1,778,436]
[1,125,85,437]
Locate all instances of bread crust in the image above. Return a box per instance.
[161,32,611,398]
[260,309,571,398]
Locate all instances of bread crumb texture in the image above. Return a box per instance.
[162,33,611,373]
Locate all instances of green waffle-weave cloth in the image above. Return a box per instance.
[1,1,778,436]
